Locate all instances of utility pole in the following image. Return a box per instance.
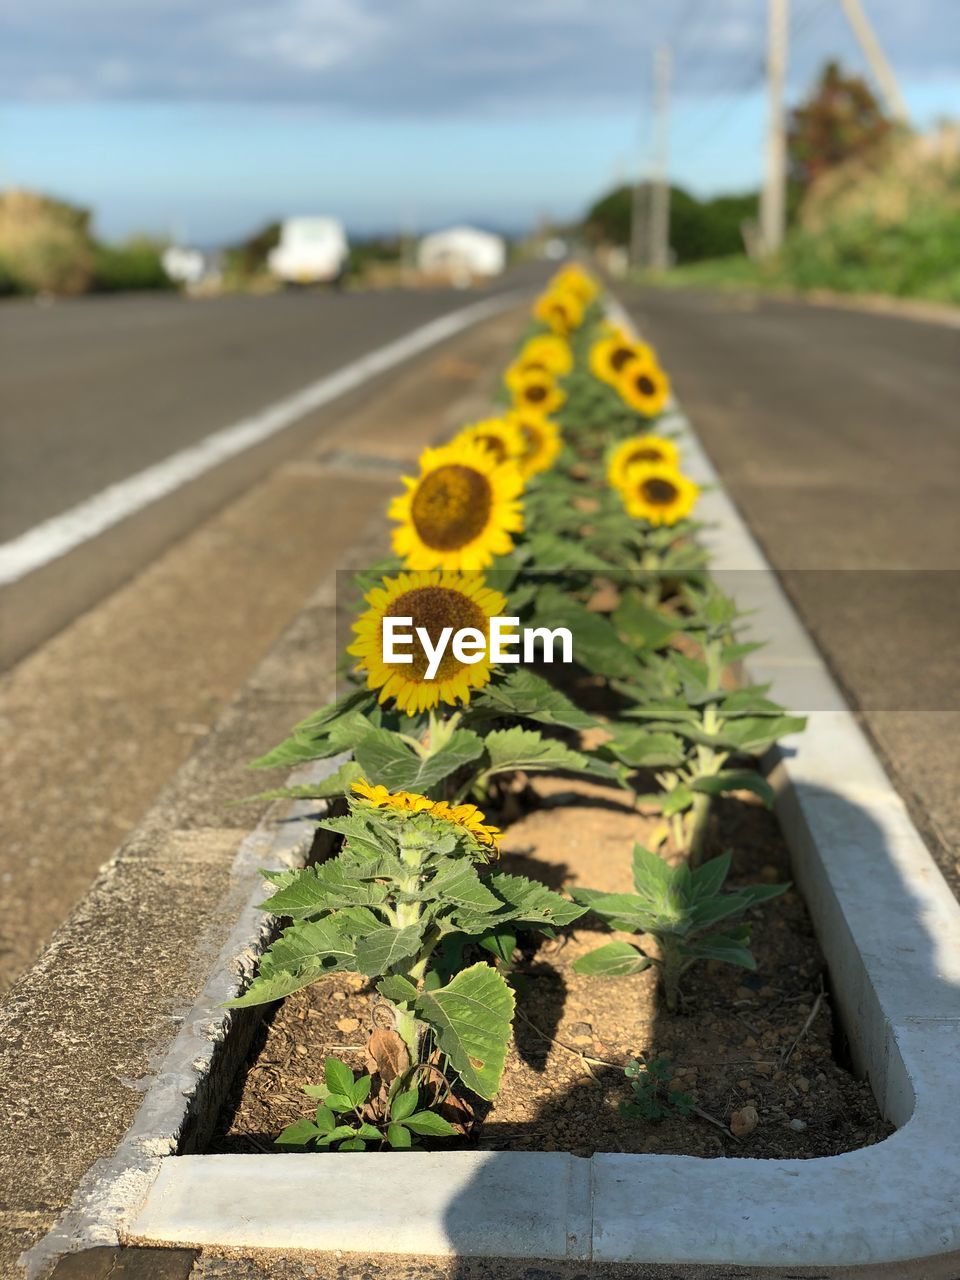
[629,167,647,270]
[648,44,672,273]
[838,0,909,123]
[760,0,789,258]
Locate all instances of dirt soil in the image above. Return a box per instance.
[209,774,889,1160]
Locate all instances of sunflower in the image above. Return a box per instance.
[351,778,501,852]
[504,338,572,393]
[507,411,563,480]
[549,265,599,305]
[619,463,699,527]
[348,569,507,714]
[606,434,680,491]
[454,417,525,466]
[519,333,573,377]
[389,439,524,570]
[616,360,671,418]
[533,288,584,336]
[589,332,655,387]
[510,368,566,416]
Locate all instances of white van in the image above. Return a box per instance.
[267,217,349,285]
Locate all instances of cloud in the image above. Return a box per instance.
[2,0,957,109]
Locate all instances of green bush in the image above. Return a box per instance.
[582,183,772,265]
[780,206,960,303]
[92,237,173,293]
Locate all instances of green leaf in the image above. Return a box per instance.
[631,844,676,896]
[260,861,390,918]
[227,919,358,1008]
[721,641,764,665]
[690,851,733,902]
[720,715,807,754]
[237,762,364,806]
[612,592,678,650]
[531,588,643,679]
[390,1088,419,1122]
[488,872,585,928]
[336,1137,366,1151]
[249,735,335,771]
[293,687,377,735]
[323,1093,355,1112]
[691,769,775,806]
[622,698,699,724]
[349,1075,372,1108]
[377,975,418,1004]
[325,1058,356,1098]
[356,1123,383,1142]
[604,726,687,769]
[570,888,658,934]
[524,530,611,571]
[661,784,694,817]
[355,924,424,977]
[421,862,503,913]
[387,1122,412,1149]
[684,932,757,969]
[468,668,596,730]
[479,930,517,965]
[403,1110,459,1137]
[415,962,515,1101]
[481,726,610,782]
[571,941,652,976]
[313,1104,336,1133]
[718,687,782,717]
[276,1118,320,1146]
[354,728,485,790]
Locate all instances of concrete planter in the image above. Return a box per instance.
[31,317,960,1278]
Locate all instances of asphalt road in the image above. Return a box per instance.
[624,285,960,893]
[0,272,543,664]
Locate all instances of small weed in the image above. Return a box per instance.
[621,1055,695,1122]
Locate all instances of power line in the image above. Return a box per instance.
[669,0,831,168]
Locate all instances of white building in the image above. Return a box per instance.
[161,246,207,286]
[417,226,506,284]
[267,217,349,285]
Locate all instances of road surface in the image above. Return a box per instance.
[624,285,960,896]
[0,274,542,665]
[0,284,532,992]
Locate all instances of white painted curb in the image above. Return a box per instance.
[33,291,960,1274]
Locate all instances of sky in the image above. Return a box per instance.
[2,0,958,244]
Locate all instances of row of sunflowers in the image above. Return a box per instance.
[229,265,805,1151]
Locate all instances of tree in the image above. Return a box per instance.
[582,184,758,264]
[788,60,891,189]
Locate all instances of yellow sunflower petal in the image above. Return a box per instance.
[619,462,699,527]
[606,434,680,491]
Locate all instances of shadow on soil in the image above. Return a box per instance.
[431,780,954,1277]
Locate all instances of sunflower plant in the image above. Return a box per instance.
[571,846,787,1012]
[231,780,584,1101]
[600,583,806,864]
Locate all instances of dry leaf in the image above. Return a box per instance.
[730,1105,759,1138]
[364,1028,410,1083]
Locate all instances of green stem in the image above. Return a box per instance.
[660,944,683,1014]
[686,791,712,869]
[394,1005,421,1062]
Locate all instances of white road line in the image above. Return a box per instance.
[0,292,521,587]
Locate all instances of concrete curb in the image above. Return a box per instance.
[35,294,960,1273]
